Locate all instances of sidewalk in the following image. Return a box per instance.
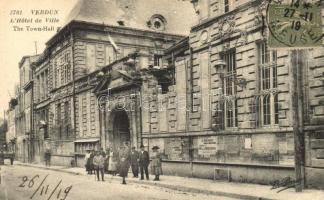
[13,161,324,200]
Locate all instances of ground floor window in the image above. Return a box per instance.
[250,92,279,127]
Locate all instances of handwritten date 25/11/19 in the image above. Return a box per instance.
[18,174,72,200]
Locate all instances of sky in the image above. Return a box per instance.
[0,0,77,117]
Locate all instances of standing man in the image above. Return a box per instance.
[44,148,51,167]
[138,144,149,180]
[100,147,106,157]
[93,150,105,181]
[119,143,130,184]
[89,150,95,175]
[130,147,139,178]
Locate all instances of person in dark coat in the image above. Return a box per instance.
[119,144,130,184]
[130,147,139,178]
[93,151,105,181]
[89,150,95,175]
[100,147,106,157]
[44,148,51,167]
[138,144,149,180]
[151,146,162,181]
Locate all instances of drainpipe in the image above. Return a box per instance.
[98,103,102,148]
[189,47,194,177]
[189,47,194,112]
[137,60,143,146]
[70,30,77,166]
[30,65,34,163]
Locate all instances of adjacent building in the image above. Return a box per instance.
[15,55,40,162]
[6,98,18,152]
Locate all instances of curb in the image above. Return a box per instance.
[15,163,81,176]
[15,163,274,200]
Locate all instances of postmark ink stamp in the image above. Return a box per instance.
[267,0,323,48]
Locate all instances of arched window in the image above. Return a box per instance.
[257,41,279,127]
[274,93,279,124]
[263,95,271,125]
[147,14,167,31]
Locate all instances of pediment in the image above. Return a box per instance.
[109,76,130,88]
[93,70,134,94]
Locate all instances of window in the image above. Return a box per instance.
[154,55,162,67]
[56,103,62,139]
[148,15,167,31]
[64,101,70,137]
[56,62,61,87]
[44,70,48,97]
[58,52,71,86]
[274,94,279,124]
[224,0,230,13]
[53,59,58,87]
[36,75,40,102]
[263,95,271,125]
[257,42,278,126]
[258,42,277,90]
[222,50,238,128]
[86,44,96,72]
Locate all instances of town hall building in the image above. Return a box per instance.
[10,0,324,188]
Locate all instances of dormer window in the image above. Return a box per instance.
[147,14,167,31]
[154,21,162,29]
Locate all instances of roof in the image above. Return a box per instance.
[19,55,40,68]
[64,0,198,35]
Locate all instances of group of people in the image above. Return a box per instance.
[84,143,162,184]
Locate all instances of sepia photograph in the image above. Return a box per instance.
[0,0,324,199]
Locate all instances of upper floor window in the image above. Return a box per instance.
[154,54,162,67]
[60,52,71,85]
[223,50,237,96]
[258,42,277,90]
[221,50,238,128]
[254,42,279,127]
[54,51,71,88]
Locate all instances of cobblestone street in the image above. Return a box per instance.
[0,164,238,200]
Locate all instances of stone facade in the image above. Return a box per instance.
[136,0,324,187]
[28,0,195,167]
[6,100,17,152]
[10,0,324,188]
[15,55,39,163]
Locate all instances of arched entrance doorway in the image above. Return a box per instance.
[111,109,130,149]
